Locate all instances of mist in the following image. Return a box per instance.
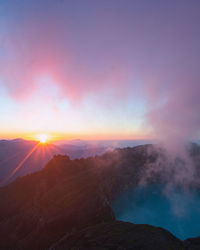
[112,184,200,240]
[111,142,200,240]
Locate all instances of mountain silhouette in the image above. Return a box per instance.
[0,144,199,249]
[0,139,107,186]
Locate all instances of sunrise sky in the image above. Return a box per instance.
[0,0,200,142]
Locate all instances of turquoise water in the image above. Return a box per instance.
[112,185,200,240]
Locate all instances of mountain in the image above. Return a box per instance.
[0,154,115,249]
[58,143,107,159]
[0,144,199,249]
[0,139,107,186]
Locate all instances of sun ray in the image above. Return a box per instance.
[1,143,40,185]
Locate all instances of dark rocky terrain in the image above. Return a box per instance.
[184,237,200,250]
[0,144,200,249]
[50,221,183,250]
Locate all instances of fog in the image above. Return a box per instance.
[112,184,200,240]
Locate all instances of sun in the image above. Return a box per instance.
[38,134,48,143]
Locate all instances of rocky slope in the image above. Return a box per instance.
[184,237,200,250]
[50,221,183,250]
[0,155,114,249]
[0,144,199,249]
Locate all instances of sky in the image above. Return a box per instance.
[0,0,200,142]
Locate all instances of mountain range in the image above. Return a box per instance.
[0,138,107,186]
[0,144,200,249]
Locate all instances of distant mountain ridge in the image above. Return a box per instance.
[0,139,107,186]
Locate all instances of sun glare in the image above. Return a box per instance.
[38,134,48,143]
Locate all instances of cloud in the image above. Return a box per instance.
[0,0,200,142]
[0,0,131,103]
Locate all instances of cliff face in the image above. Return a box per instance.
[0,144,199,249]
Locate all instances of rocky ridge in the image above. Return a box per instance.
[0,144,199,249]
